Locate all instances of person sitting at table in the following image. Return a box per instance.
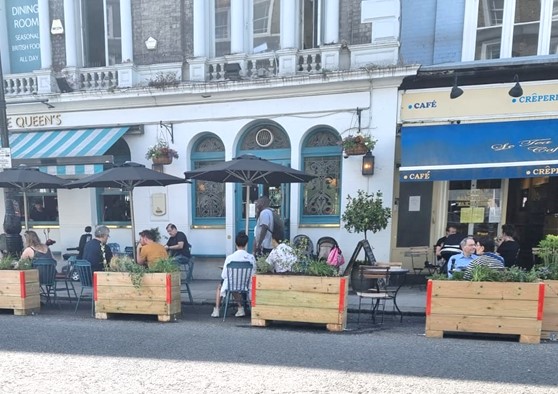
[266,236,297,273]
[497,224,520,268]
[211,231,256,318]
[447,236,477,278]
[435,225,457,263]
[82,225,113,272]
[137,229,167,269]
[463,237,504,280]
[20,230,54,261]
[164,223,191,263]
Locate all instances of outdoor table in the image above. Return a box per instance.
[359,266,409,322]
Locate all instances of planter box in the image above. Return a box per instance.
[0,269,40,315]
[542,280,558,340]
[426,280,545,344]
[251,275,348,332]
[94,271,181,322]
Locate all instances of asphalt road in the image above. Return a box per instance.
[0,304,557,393]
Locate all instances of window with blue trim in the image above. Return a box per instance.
[98,138,131,224]
[300,129,342,224]
[191,135,226,226]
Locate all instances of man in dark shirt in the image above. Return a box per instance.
[82,225,113,272]
[165,223,191,262]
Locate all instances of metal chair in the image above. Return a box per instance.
[176,256,194,304]
[404,246,431,276]
[32,258,59,307]
[316,236,338,261]
[222,261,253,321]
[74,260,95,316]
[356,266,393,325]
[55,255,78,302]
[106,243,121,254]
[292,234,314,261]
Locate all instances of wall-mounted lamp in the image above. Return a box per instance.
[450,75,464,99]
[508,74,523,98]
[145,36,157,50]
[362,150,375,176]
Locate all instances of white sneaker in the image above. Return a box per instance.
[235,307,246,317]
[210,307,219,318]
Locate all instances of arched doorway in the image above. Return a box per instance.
[235,122,291,250]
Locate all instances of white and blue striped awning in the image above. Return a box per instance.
[9,127,129,176]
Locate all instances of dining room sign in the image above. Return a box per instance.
[6,0,41,73]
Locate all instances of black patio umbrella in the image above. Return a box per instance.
[66,161,188,256]
[0,166,68,230]
[184,154,317,234]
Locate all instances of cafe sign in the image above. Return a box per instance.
[7,114,63,130]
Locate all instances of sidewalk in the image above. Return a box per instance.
[187,279,427,315]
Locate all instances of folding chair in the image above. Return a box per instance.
[55,255,78,302]
[404,247,431,276]
[356,266,393,325]
[222,261,253,321]
[74,260,95,317]
[32,258,59,307]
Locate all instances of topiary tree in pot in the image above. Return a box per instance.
[341,189,392,291]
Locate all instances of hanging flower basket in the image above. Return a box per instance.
[152,156,173,165]
[343,144,369,156]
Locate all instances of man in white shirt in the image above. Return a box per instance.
[211,231,256,318]
[253,196,274,256]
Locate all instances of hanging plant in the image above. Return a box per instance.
[145,140,179,164]
[339,133,377,156]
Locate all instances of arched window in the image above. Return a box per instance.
[98,138,131,224]
[300,128,342,224]
[191,134,226,226]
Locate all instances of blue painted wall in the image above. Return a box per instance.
[400,0,466,66]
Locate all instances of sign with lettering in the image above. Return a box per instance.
[0,148,13,169]
[6,114,62,130]
[6,0,41,73]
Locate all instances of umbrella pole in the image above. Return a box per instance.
[245,184,250,236]
[129,190,137,261]
[23,190,29,231]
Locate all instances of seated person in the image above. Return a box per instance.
[82,225,113,272]
[20,230,54,261]
[447,236,477,278]
[30,201,49,221]
[137,229,168,269]
[266,236,297,273]
[439,232,466,273]
[497,224,520,268]
[211,231,256,318]
[463,237,505,280]
[435,225,457,263]
[164,223,191,263]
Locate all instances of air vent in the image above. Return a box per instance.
[256,128,274,147]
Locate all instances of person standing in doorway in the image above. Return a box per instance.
[253,196,274,256]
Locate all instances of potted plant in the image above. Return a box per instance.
[95,255,182,322]
[533,234,558,339]
[426,266,545,344]
[251,243,348,332]
[0,256,40,315]
[340,133,377,157]
[145,140,179,165]
[341,190,392,292]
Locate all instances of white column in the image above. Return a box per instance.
[323,0,339,44]
[63,0,78,67]
[193,0,207,57]
[38,0,52,68]
[230,0,245,53]
[280,0,297,49]
[0,0,10,74]
[120,0,133,62]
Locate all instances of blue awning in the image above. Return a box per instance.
[9,127,129,176]
[400,119,558,181]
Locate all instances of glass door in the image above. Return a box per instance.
[447,179,503,239]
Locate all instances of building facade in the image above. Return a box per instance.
[396,0,558,268]
[1,0,410,275]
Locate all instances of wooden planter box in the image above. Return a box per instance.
[426,280,545,344]
[0,269,40,315]
[94,271,181,322]
[542,280,558,340]
[251,275,348,332]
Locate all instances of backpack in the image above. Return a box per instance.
[327,245,345,267]
[266,208,285,242]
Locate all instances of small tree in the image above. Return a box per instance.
[341,190,391,240]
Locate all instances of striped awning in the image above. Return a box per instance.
[9,127,129,176]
